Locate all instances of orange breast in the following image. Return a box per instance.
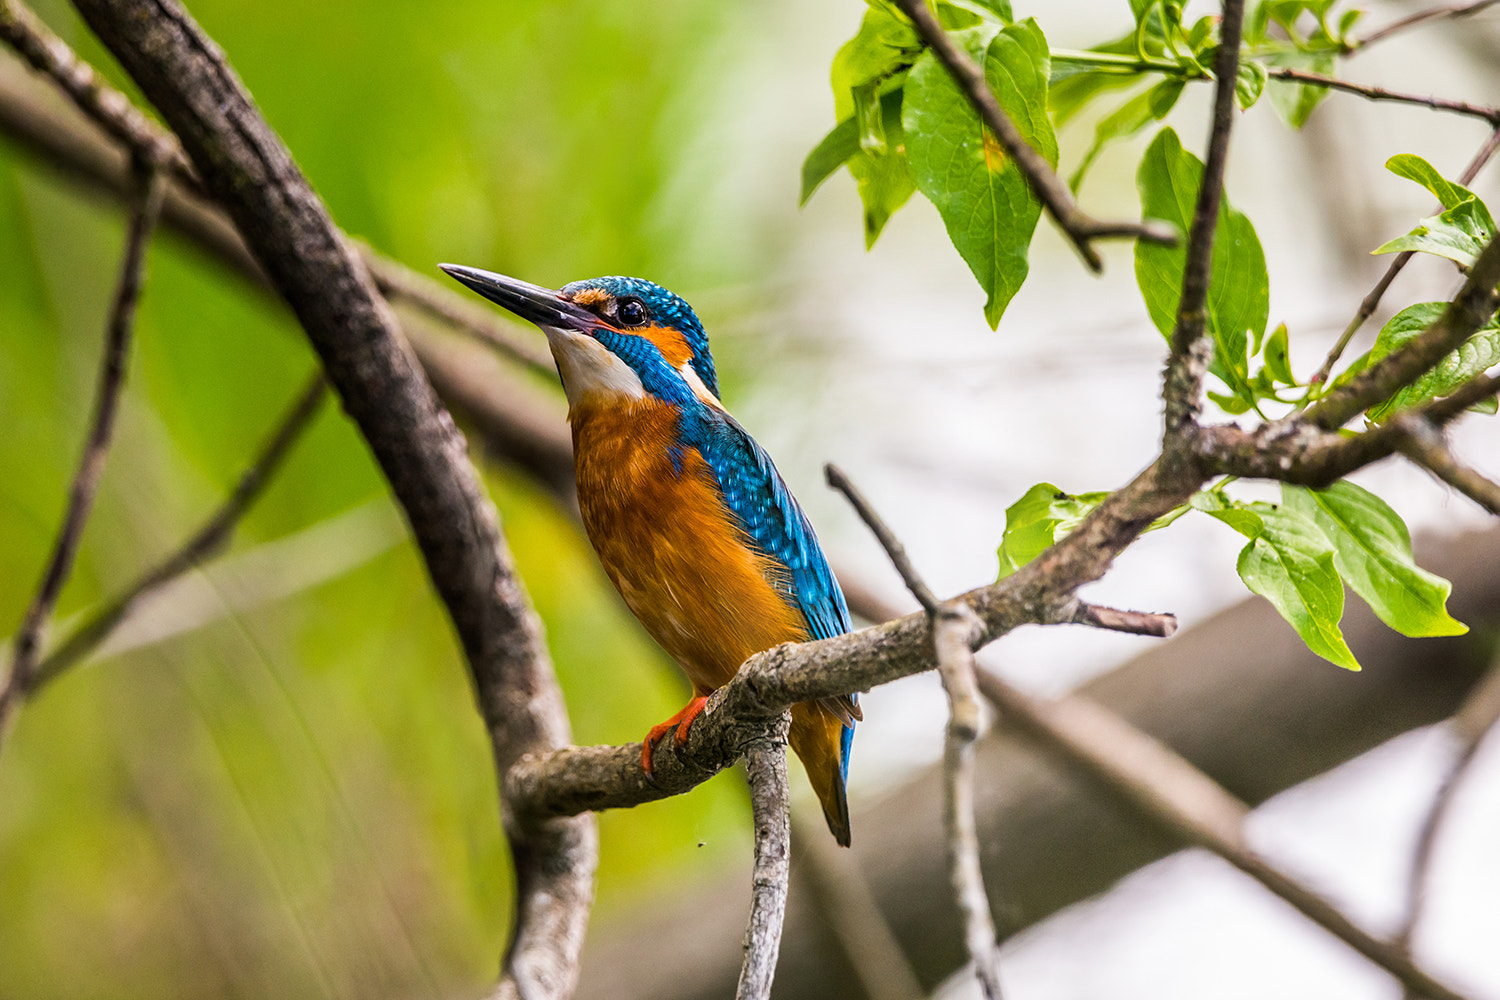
[571,400,809,692]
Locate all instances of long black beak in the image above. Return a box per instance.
[438,264,597,333]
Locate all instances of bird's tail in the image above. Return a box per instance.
[790,700,854,847]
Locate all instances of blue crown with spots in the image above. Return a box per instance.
[561,276,720,399]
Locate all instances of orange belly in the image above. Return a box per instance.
[571,400,808,693]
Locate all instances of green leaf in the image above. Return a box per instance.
[1265,49,1335,128]
[801,88,906,205]
[1366,302,1500,421]
[1235,61,1267,109]
[1373,197,1496,268]
[904,19,1056,327]
[1198,495,1360,670]
[996,482,1108,578]
[1069,79,1180,192]
[1134,127,1269,403]
[831,4,922,120]
[1263,322,1295,384]
[1283,482,1467,638]
[1386,153,1474,211]
[848,145,918,248]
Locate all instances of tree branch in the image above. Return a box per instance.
[889,0,1176,274]
[29,372,328,693]
[1393,414,1500,517]
[1265,67,1500,125]
[62,2,593,996]
[1349,0,1500,53]
[1162,0,1246,453]
[825,464,1003,999]
[737,735,792,1000]
[972,670,1476,1000]
[0,155,163,751]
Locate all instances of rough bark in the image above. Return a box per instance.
[576,528,1500,1000]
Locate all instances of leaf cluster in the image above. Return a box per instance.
[809,1,1500,671]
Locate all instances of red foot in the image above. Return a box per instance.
[641,695,711,781]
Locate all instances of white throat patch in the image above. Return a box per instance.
[542,326,647,406]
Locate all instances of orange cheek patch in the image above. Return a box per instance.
[640,324,694,368]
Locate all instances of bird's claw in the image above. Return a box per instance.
[640,695,711,782]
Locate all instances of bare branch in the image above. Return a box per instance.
[0,157,164,751]
[737,735,792,1000]
[888,0,1175,274]
[0,0,188,174]
[29,373,327,693]
[1266,67,1500,125]
[973,670,1478,1000]
[63,2,593,995]
[1070,601,1179,637]
[1394,414,1500,517]
[1349,0,1500,53]
[1162,0,1246,451]
[825,463,1002,999]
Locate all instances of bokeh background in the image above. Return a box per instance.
[3,1,1499,998]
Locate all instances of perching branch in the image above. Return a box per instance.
[61,3,593,998]
[29,373,328,694]
[1162,0,1246,451]
[737,734,792,1000]
[972,670,1477,1000]
[889,0,1176,274]
[1265,67,1500,125]
[825,464,1003,1000]
[0,156,163,752]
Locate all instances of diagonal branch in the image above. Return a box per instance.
[972,669,1476,1000]
[1266,67,1500,125]
[0,155,164,752]
[1349,0,1500,52]
[1162,0,1246,453]
[63,2,593,997]
[1393,414,1500,517]
[29,372,328,694]
[889,0,1176,274]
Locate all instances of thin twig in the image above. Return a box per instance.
[1162,0,1246,451]
[29,373,328,692]
[972,669,1478,1000]
[1349,0,1500,52]
[1394,657,1500,965]
[825,464,1002,1000]
[738,735,792,1000]
[889,0,1175,274]
[0,156,164,751]
[0,0,189,177]
[1266,67,1500,125]
[1309,125,1500,389]
[1393,414,1500,517]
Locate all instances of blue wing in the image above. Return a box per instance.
[684,406,851,642]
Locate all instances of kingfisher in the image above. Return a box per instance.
[440,264,859,845]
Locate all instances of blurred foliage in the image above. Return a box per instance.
[0,0,782,995]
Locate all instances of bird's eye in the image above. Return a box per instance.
[617,297,649,327]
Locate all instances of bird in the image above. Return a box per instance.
[440,264,860,845]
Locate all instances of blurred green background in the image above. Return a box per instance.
[0,0,819,995]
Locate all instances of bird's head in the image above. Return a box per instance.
[439,265,720,410]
